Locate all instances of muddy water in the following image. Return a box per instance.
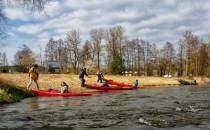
[1,85,210,130]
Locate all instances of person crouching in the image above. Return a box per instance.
[133,80,139,87]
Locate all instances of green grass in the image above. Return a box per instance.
[0,80,35,104]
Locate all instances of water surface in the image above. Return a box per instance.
[1,85,210,130]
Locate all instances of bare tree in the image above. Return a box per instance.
[0,52,8,66]
[162,42,175,75]
[198,43,209,75]
[66,29,81,73]
[183,31,200,76]
[45,38,57,62]
[177,39,185,76]
[115,26,124,57]
[80,40,94,67]
[105,26,125,69]
[90,28,104,69]
[14,44,36,66]
[56,39,68,70]
[122,38,156,76]
[2,52,8,66]
[142,41,154,76]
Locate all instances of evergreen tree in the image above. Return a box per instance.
[109,53,125,75]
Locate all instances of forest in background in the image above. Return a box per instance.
[7,26,210,77]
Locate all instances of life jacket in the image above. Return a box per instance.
[28,67,39,80]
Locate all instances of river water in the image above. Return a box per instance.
[1,85,210,130]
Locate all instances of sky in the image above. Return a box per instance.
[1,0,210,64]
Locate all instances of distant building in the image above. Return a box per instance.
[163,74,172,78]
[0,66,9,73]
[0,65,27,73]
[46,61,61,73]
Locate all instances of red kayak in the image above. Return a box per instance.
[32,89,92,97]
[104,79,132,87]
[104,78,144,88]
[85,84,139,90]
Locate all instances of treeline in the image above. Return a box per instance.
[13,26,210,76]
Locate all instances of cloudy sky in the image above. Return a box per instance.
[2,0,210,64]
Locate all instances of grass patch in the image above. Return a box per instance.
[0,79,35,104]
[0,89,13,103]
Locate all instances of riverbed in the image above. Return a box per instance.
[0,85,210,130]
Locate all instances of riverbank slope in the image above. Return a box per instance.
[0,79,35,104]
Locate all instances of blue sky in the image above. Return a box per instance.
[2,0,210,64]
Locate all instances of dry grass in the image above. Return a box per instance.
[0,73,183,91]
[1,73,210,92]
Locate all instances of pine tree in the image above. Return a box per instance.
[109,53,125,75]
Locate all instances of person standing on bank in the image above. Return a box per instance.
[79,68,88,87]
[27,64,40,90]
[97,71,104,83]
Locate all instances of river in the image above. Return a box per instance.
[1,85,210,130]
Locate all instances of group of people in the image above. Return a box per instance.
[79,67,105,86]
[26,64,139,93]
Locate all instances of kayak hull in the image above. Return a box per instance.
[104,79,132,87]
[32,89,92,97]
[85,84,139,90]
[104,78,144,88]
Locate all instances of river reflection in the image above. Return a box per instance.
[26,97,82,111]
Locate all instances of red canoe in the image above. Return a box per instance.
[104,79,132,87]
[32,89,92,97]
[104,78,144,88]
[84,84,140,90]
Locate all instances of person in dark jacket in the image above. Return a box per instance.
[79,68,88,87]
[97,71,104,83]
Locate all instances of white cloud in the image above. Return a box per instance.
[163,0,177,6]
[8,32,15,37]
[38,32,49,38]
[43,1,62,17]
[73,9,88,18]
[4,8,31,21]
[137,28,159,35]
[18,24,41,34]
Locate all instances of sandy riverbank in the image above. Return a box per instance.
[1,73,210,104]
[1,73,210,90]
